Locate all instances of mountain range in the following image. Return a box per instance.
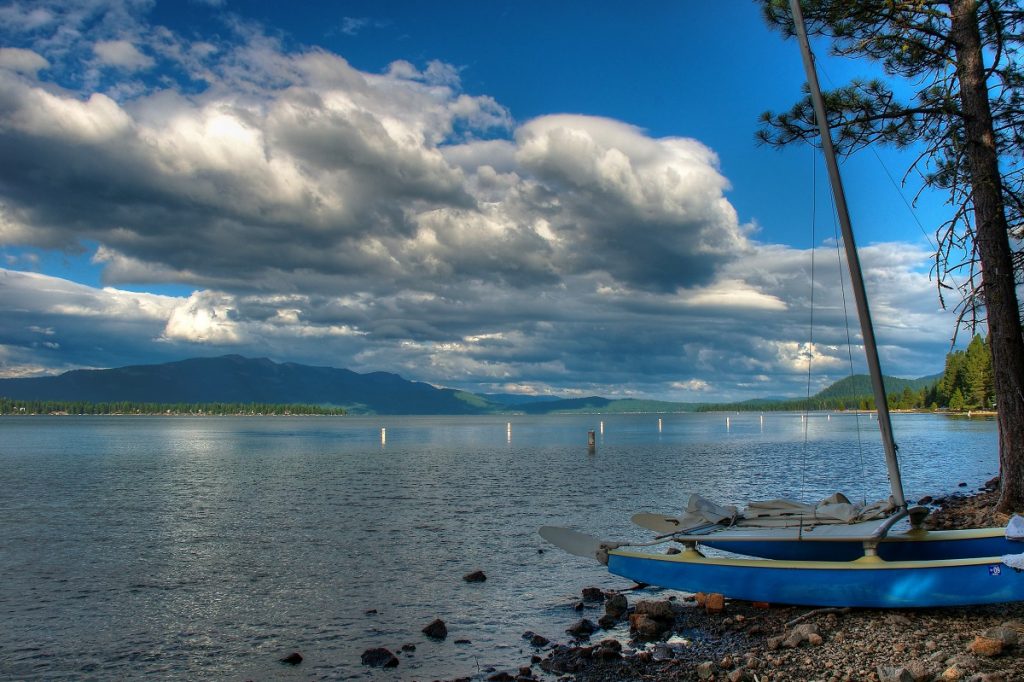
[0,354,939,415]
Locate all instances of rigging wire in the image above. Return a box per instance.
[800,145,816,502]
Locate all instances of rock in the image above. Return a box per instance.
[807,632,824,646]
[279,652,302,665]
[967,635,1003,657]
[454,638,471,644]
[566,618,597,638]
[463,570,487,582]
[400,643,416,652]
[573,601,585,611]
[704,592,725,613]
[877,665,914,682]
[886,613,913,626]
[652,642,674,661]
[422,618,448,639]
[597,614,618,629]
[486,672,514,682]
[719,654,734,669]
[983,626,1018,648]
[594,639,621,661]
[604,593,628,618]
[529,634,550,647]
[941,665,963,680]
[361,647,399,668]
[752,601,771,609]
[783,623,821,648]
[696,660,716,680]
[728,670,746,682]
[905,659,935,682]
[634,599,675,620]
[581,586,605,602]
[628,613,667,640]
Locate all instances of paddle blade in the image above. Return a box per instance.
[631,512,685,533]
[539,526,605,561]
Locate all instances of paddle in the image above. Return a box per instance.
[539,526,612,562]
[631,512,685,534]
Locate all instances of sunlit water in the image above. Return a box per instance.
[0,412,997,680]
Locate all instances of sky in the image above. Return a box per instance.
[0,0,970,401]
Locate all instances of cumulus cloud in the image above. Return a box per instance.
[0,47,49,75]
[0,6,960,398]
[93,39,153,69]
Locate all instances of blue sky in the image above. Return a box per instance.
[0,1,965,400]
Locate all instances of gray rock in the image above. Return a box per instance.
[604,593,628,618]
[877,665,913,682]
[422,618,448,639]
[566,618,597,638]
[983,626,1018,648]
[361,647,399,668]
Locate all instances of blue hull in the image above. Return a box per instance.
[607,550,1024,608]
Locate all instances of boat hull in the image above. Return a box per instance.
[607,550,1024,608]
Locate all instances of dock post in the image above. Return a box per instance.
[588,430,596,453]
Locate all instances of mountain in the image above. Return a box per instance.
[814,373,943,400]
[0,355,944,415]
[0,355,497,415]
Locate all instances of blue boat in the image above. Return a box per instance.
[606,547,1024,609]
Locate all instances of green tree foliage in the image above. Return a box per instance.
[935,333,995,409]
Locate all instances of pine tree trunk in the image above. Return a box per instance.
[950,0,1024,512]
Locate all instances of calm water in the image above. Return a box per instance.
[0,412,998,680]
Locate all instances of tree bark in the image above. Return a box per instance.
[950,0,1024,512]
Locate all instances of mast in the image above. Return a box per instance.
[788,0,906,509]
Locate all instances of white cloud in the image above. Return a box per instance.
[0,47,49,76]
[93,40,154,70]
[163,291,241,343]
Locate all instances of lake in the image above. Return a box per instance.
[0,412,998,680]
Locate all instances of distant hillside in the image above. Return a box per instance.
[0,355,498,416]
[814,373,943,400]
[515,397,703,414]
[0,355,945,416]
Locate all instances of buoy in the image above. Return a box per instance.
[381,427,386,445]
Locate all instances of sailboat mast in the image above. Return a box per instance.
[788,0,906,509]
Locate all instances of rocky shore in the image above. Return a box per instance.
[476,482,1024,682]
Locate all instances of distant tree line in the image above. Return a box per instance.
[0,399,347,416]
[699,334,994,413]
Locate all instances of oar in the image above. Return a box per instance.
[539,526,612,562]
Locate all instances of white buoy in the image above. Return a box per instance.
[507,422,512,443]
[600,420,604,435]
[726,416,731,431]
[828,413,831,421]
[760,414,764,429]
[381,427,386,445]
[658,417,663,432]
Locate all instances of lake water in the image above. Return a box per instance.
[0,412,998,680]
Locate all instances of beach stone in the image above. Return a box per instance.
[566,618,596,638]
[486,672,513,682]
[967,635,1003,657]
[983,626,1017,648]
[783,623,821,648]
[400,643,416,652]
[652,642,674,661]
[422,618,447,639]
[529,633,550,647]
[634,599,675,620]
[581,586,604,602]
[597,614,618,629]
[604,593,628,618]
[877,665,913,682]
[697,660,716,679]
[942,665,964,680]
[361,647,399,668]
[463,570,487,582]
[905,659,935,682]
[628,613,667,640]
[728,670,746,682]
[279,652,302,665]
[594,640,621,661]
[704,592,725,613]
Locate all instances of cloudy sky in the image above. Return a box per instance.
[0,1,966,401]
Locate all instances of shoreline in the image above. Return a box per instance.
[492,484,1023,682]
